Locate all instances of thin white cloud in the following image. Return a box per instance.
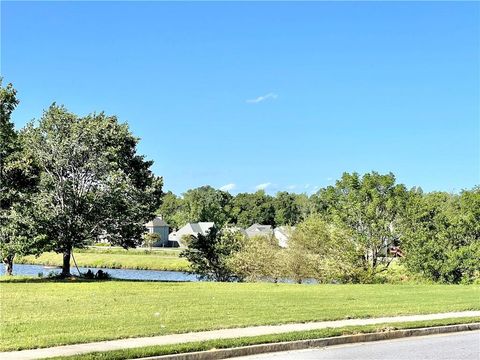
[286,185,297,190]
[255,182,272,191]
[304,184,311,189]
[246,92,278,104]
[219,183,236,192]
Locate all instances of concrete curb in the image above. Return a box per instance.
[139,323,480,360]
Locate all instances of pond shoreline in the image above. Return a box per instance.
[15,250,190,272]
[1,263,199,282]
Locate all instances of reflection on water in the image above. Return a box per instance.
[0,263,199,282]
[1,264,321,284]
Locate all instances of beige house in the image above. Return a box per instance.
[144,216,170,247]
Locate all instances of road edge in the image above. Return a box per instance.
[138,323,480,360]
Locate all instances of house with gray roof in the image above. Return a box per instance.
[245,224,273,238]
[168,222,214,247]
[144,216,170,247]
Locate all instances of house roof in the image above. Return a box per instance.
[168,222,215,245]
[273,226,295,248]
[274,226,295,238]
[145,216,169,228]
[189,222,214,235]
[245,223,273,238]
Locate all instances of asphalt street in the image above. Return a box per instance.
[234,331,480,360]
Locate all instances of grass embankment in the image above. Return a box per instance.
[16,247,189,271]
[0,280,478,351]
[49,317,480,360]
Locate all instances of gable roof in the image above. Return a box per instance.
[145,216,169,228]
[245,223,273,238]
[274,226,295,237]
[168,222,215,246]
[187,222,210,235]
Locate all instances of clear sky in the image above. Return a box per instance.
[2,1,479,195]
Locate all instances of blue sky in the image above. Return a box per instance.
[2,1,479,195]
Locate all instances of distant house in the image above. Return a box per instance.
[168,222,214,247]
[224,226,248,237]
[245,224,273,238]
[245,223,295,248]
[274,226,295,248]
[144,216,170,247]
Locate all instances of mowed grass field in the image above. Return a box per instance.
[0,280,478,351]
[16,247,189,271]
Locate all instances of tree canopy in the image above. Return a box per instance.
[22,105,163,276]
[312,172,409,275]
[230,190,275,228]
[0,80,42,275]
[401,188,480,283]
[180,226,245,282]
[181,186,232,226]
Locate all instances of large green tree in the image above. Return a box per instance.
[157,191,184,230]
[0,80,41,275]
[180,186,232,226]
[288,215,358,283]
[294,193,314,223]
[231,190,275,228]
[180,226,244,281]
[313,172,409,275]
[273,191,301,226]
[23,105,163,276]
[401,188,480,283]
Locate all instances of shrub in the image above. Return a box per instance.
[180,226,245,282]
[287,215,360,283]
[227,235,284,282]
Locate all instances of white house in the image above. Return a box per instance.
[273,226,295,248]
[245,223,295,248]
[168,222,214,247]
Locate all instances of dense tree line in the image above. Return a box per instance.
[176,174,479,284]
[158,187,309,229]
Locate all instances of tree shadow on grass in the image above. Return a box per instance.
[0,275,196,284]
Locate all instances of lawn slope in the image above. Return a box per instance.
[16,248,189,271]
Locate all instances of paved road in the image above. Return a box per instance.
[234,331,480,360]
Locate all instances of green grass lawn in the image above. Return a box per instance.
[0,279,478,351]
[16,247,189,271]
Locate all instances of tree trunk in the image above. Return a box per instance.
[3,255,14,276]
[62,248,71,277]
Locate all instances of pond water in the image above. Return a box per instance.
[1,263,200,282]
[2,264,321,284]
